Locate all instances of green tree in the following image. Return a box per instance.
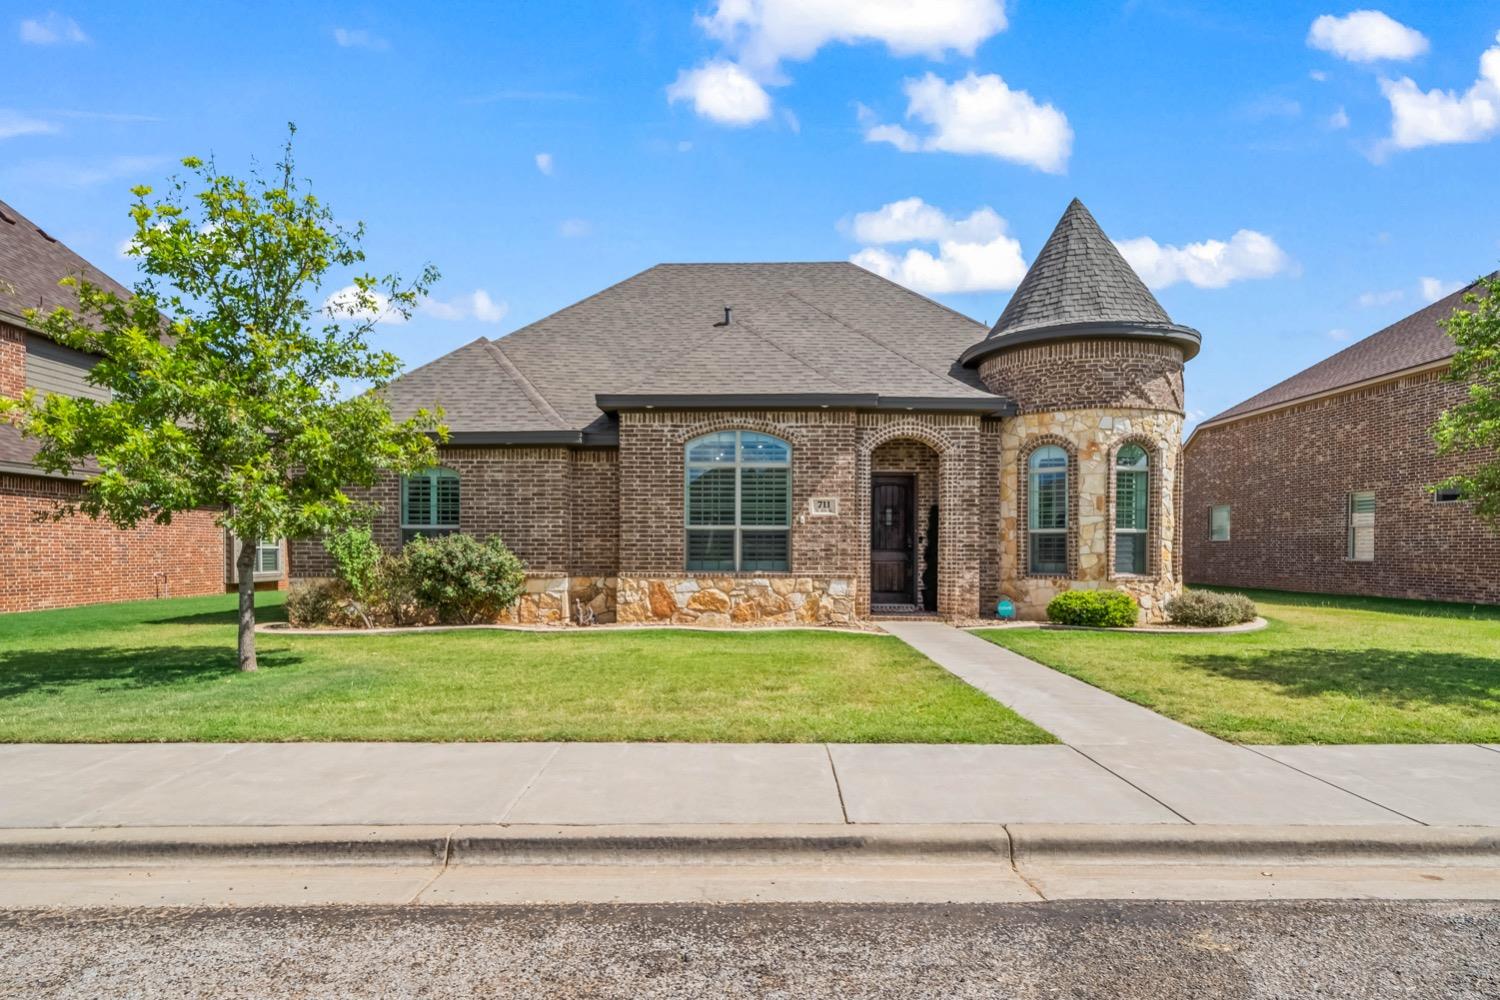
[1433,274,1500,526]
[0,128,444,670]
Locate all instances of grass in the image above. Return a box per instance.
[0,592,1051,744]
[975,588,1500,744]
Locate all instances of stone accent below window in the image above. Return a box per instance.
[616,575,855,626]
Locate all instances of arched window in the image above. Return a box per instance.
[685,430,791,572]
[1027,445,1068,575]
[1114,444,1150,574]
[401,467,460,543]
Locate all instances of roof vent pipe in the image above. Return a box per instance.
[714,305,732,327]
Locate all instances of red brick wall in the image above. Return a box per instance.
[1184,368,1500,605]
[0,323,23,398]
[0,472,224,612]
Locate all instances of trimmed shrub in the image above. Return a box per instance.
[400,532,527,624]
[1165,590,1257,628]
[1046,589,1139,628]
[286,579,346,627]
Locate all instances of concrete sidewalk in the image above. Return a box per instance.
[5,739,1500,829]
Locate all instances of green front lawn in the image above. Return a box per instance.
[0,593,1050,744]
[976,589,1500,744]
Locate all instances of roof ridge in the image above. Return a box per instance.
[484,340,569,428]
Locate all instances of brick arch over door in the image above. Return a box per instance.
[1107,434,1166,581]
[855,419,981,618]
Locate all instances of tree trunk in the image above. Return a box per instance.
[237,538,258,672]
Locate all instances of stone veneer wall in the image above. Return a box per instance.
[616,575,854,626]
[998,409,1184,621]
[1184,368,1500,605]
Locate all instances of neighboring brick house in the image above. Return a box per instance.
[0,197,284,613]
[1183,280,1499,605]
[294,199,1201,623]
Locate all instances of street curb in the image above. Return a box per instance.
[3,824,1499,869]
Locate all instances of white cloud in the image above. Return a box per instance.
[861,72,1072,173]
[698,0,1005,75]
[849,196,1003,245]
[0,109,59,140]
[332,27,389,50]
[534,152,554,175]
[1307,10,1428,63]
[1310,69,1329,82]
[1379,32,1500,151]
[666,61,771,126]
[1357,288,1403,307]
[847,198,1026,294]
[558,218,591,238]
[1329,105,1351,129]
[422,289,508,324]
[1114,230,1294,290]
[1419,276,1464,302]
[1327,327,1352,341]
[324,285,405,325]
[672,0,1006,125]
[19,12,87,45]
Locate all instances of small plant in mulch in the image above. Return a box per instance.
[1164,590,1258,628]
[1046,590,1139,628]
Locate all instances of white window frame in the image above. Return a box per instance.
[1209,505,1231,542]
[1027,445,1069,575]
[684,430,792,573]
[1347,491,1375,562]
[1114,444,1150,575]
[254,539,282,576]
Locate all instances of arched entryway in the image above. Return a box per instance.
[868,437,941,612]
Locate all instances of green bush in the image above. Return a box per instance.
[326,525,382,601]
[400,532,527,624]
[286,579,347,627]
[1046,589,1139,628]
[1165,590,1258,628]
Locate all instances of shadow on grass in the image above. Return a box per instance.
[146,605,289,627]
[1179,646,1500,709]
[0,645,303,699]
[1194,586,1500,623]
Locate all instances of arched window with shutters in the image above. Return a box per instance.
[1114,444,1150,574]
[401,467,460,543]
[1027,445,1069,575]
[685,430,791,572]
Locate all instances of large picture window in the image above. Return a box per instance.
[685,431,791,572]
[1114,444,1150,574]
[401,468,460,543]
[1027,445,1068,575]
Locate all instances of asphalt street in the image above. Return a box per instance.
[3,900,1497,999]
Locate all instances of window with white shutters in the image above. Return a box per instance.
[1347,491,1375,561]
[685,431,791,572]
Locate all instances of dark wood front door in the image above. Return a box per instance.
[870,475,915,604]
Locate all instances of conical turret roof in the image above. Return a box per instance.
[959,199,1200,367]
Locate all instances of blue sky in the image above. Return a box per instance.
[5,2,1499,426]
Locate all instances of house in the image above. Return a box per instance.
[0,197,285,613]
[293,199,1200,624]
[1183,279,1499,605]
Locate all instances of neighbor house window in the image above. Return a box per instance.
[255,539,282,575]
[1027,445,1068,575]
[685,430,791,572]
[1209,505,1231,541]
[1347,491,1375,561]
[1114,444,1149,574]
[401,468,460,543]
[1434,487,1463,504]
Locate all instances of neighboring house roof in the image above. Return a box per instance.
[959,199,1200,367]
[1198,277,1489,428]
[0,197,132,332]
[383,262,1012,442]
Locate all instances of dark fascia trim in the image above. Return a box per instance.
[442,429,619,447]
[958,321,1203,368]
[0,459,88,481]
[595,392,1015,416]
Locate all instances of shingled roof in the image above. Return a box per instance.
[383,262,1013,443]
[958,198,1200,366]
[1200,277,1490,427]
[0,197,131,331]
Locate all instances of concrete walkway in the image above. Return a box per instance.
[880,621,1500,826]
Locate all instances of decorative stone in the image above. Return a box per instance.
[648,581,676,619]
[687,589,730,613]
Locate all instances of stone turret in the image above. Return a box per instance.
[979,200,1199,622]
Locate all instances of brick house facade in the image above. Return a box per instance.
[293,199,1199,624]
[1184,283,1500,605]
[0,198,279,613]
